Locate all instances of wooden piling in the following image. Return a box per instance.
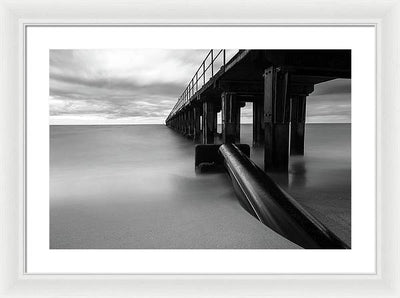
[221,92,240,144]
[213,109,218,137]
[186,110,190,136]
[193,106,201,141]
[202,101,215,144]
[187,109,192,137]
[182,112,186,135]
[181,113,185,134]
[235,104,241,143]
[290,95,306,155]
[184,112,186,134]
[264,66,291,172]
[253,96,265,146]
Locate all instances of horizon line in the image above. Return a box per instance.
[49,122,351,126]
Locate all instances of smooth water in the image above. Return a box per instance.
[242,124,351,246]
[50,124,350,249]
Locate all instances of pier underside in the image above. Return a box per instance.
[165,50,351,248]
[166,50,351,172]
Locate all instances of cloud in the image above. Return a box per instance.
[50,50,351,124]
[50,49,207,86]
[50,49,210,124]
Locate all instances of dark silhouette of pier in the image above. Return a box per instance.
[165,50,351,172]
[165,49,351,249]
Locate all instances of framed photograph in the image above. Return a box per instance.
[1,0,399,297]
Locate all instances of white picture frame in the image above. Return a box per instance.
[1,0,399,296]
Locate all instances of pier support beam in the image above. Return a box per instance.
[186,110,191,136]
[202,101,215,144]
[264,66,291,172]
[183,112,188,135]
[213,109,218,137]
[221,92,240,144]
[182,111,186,135]
[180,113,184,134]
[186,110,190,136]
[253,96,264,146]
[235,104,241,143]
[187,109,193,138]
[290,95,306,155]
[193,106,201,141]
[182,111,187,136]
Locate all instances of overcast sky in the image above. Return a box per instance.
[50,49,351,125]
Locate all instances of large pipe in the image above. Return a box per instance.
[219,143,349,249]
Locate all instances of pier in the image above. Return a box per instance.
[166,50,350,170]
[165,50,351,248]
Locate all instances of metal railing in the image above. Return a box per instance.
[166,49,227,121]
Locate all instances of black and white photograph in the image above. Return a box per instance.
[49,49,351,249]
[6,0,400,292]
